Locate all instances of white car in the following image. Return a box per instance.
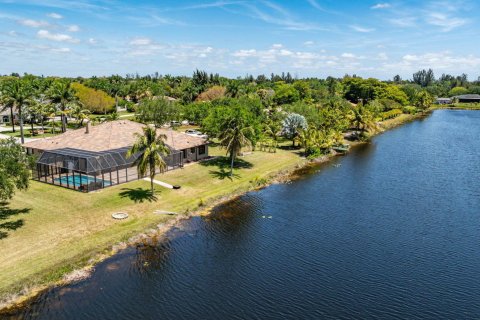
[185,129,208,139]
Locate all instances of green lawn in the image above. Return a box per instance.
[0,145,304,302]
[2,128,62,138]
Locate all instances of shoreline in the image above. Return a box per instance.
[0,111,430,313]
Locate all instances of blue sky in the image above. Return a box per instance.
[0,0,479,79]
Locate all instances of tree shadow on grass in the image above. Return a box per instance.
[208,169,241,181]
[0,202,30,239]
[0,202,31,220]
[200,156,253,169]
[200,157,252,180]
[119,188,158,203]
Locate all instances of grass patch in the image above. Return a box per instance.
[2,128,61,138]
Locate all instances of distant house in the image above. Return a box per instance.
[22,120,209,192]
[0,107,18,125]
[435,98,453,105]
[453,94,480,103]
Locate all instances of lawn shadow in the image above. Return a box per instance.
[208,169,240,181]
[201,156,252,180]
[0,202,30,239]
[0,219,24,231]
[119,188,158,203]
[200,156,253,169]
[0,202,31,220]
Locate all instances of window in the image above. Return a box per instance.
[182,149,187,158]
[198,145,206,155]
[190,147,196,153]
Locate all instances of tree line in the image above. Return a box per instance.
[0,68,471,195]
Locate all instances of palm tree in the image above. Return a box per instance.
[45,104,58,134]
[70,104,91,127]
[1,79,33,143]
[47,80,78,133]
[414,90,433,111]
[219,119,254,176]
[127,126,170,194]
[349,104,376,139]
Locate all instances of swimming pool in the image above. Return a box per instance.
[54,175,112,188]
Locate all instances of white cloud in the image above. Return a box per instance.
[51,47,71,53]
[88,38,97,45]
[232,49,257,57]
[426,12,467,31]
[37,30,79,43]
[371,3,391,9]
[350,25,375,33]
[8,30,18,37]
[17,19,50,28]
[67,25,80,32]
[303,41,314,47]
[378,52,388,60]
[47,13,63,19]
[382,52,480,75]
[129,37,153,46]
[389,17,416,27]
[341,53,356,59]
[272,43,283,49]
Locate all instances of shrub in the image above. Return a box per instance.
[378,98,402,111]
[381,109,402,120]
[402,106,418,114]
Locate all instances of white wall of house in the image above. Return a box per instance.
[181,144,208,162]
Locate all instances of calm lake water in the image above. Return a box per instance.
[4,110,480,319]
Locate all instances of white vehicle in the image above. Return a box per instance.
[185,129,208,139]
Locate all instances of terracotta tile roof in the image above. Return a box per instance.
[23,120,207,152]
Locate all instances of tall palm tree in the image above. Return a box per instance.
[1,79,33,143]
[47,80,78,133]
[219,120,254,176]
[45,104,58,134]
[127,126,170,194]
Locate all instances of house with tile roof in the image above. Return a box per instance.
[23,120,209,192]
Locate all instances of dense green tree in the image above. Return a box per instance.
[182,102,210,125]
[71,82,115,114]
[136,97,179,128]
[448,87,468,97]
[413,69,435,87]
[0,138,31,200]
[273,83,300,105]
[414,90,433,111]
[293,81,312,101]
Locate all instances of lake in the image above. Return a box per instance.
[5,110,480,319]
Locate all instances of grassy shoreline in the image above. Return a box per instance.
[0,112,425,312]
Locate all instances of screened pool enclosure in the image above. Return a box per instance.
[33,147,183,192]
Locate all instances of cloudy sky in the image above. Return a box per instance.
[0,0,479,79]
